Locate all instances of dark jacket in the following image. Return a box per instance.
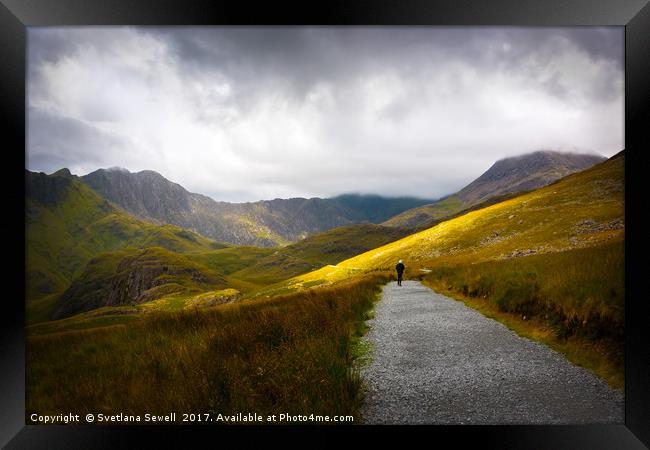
[395,263,405,275]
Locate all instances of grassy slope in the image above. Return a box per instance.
[28,223,411,330]
[187,246,276,276]
[231,224,413,285]
[263,155,624,387]
[25,172,242,325]
[26,244,274,328]
[26,172,218,303]
[27,274,388,420]
[51,246,231,319]
[382,194,467,228]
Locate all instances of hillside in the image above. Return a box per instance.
[272,152,624,294]
[80,167,432,246]
[31,223,412,326]
[51,247,230,319]
[26,170,219,303]
[383,150,606,228]
[230,224,413,285]
[26,151,617,327]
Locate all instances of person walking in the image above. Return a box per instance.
[395,260,405,286]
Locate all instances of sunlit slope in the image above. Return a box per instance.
[276,153,624,291]
[382,195,466,228]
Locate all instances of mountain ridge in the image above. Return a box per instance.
[383,150,607,228]
[72,168,433,246]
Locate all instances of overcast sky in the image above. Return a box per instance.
[27,27,624,202]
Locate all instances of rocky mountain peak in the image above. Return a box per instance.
[456,150,606,204]
[51,168,73,178]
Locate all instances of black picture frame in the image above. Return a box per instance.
[2,0,649,448]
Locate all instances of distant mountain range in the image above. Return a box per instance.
[383,150,606,228]
[36,150,607,246]
[69,168,431,246]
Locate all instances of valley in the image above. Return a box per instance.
[25,149,626,421]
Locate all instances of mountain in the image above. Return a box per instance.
[26,170,219,303]
[79,168,432,247]
[331,194,434,223]
[455,150,607,204]
[383,150,606,228]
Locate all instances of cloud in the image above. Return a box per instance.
[27,27,623,202]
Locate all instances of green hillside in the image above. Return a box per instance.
[52,247,230,319]
[26,170,219,303]
[231,224,413,285]
[27,221,413,333]
[187,246,276,276]
[382,194,466,227]
[28,222,411,328]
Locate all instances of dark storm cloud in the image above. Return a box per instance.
[27,27,624,99]
[147,27,623,101]
[27,27,623,202]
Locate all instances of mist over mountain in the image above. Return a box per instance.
[456,150,606,204]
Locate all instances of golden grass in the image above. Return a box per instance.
[27,274,388,422]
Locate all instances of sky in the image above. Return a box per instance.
[27,27,624,202]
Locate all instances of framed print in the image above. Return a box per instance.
[1,0,649,448]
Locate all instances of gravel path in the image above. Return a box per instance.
[360,281,624,425]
